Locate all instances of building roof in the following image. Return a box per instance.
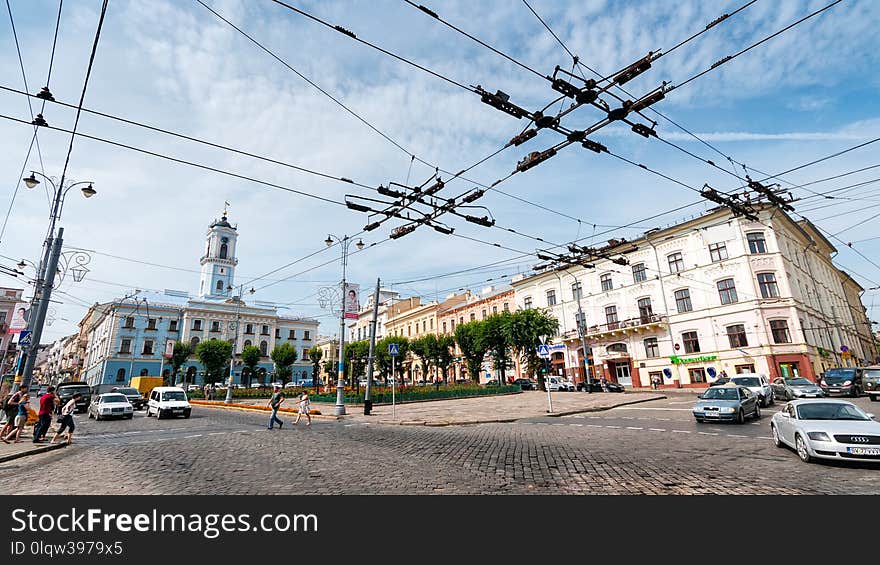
[209,215,236,230]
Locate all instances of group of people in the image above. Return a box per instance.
[267,385,311,429]
[203,383,217,400]
[0,384,80,445]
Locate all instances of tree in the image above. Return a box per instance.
[308,346,323,387]
[270,342,298,384]
[507,308,560,390]
[454,321,487,384]
[240,345,262,387]
[482,312,514,383]
[375,336,409,383]
[432,334,456,384]
[170,341,192,386]
[409,334,436,383]
[195,340,233,384]
[343,340,370,385]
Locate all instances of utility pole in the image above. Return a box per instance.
[364,277,380,415]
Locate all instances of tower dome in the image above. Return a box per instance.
[198,210,239,298]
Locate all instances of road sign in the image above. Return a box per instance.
[840,345,849,353]
[537,344,550,358]
[388,343,399,357]
[18,330,32,347]
[673,343,680,351]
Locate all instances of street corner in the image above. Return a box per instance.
[0,440,67,464]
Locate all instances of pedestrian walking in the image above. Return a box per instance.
[1,392,30,443]
[0,385,27,439]
[267,385,285,429]
[50,393,81,445]
[203,383,211,401]
[293,390,311,426]
[32,386,57,443]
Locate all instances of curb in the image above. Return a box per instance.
[0,442,67,464]
[191,401,342,420]
[542,394,668,418]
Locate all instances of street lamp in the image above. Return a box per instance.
[540,334,553,413]
[225,284,254,404]
[324,234,364,416]
[13,171,96,392]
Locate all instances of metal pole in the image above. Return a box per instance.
[391,354,396,419]
[225,285,242,404]
[18,227,64,391]
[364,277,380,415]
[335,238,348,416]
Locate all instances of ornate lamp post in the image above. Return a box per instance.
[225,284,254,404]
[323,234,364,416]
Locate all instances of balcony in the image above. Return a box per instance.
[563,314,668,341]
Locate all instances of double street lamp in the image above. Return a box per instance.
[14,171,96,392]
[225,284,254,404]
[324,234,364,416]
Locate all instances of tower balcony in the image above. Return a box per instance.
[561,314,668,342]
[200,255,239,267]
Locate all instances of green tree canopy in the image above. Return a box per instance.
[195,340,233,384]
[343,340,370,383]
[507,308,560,389]
[270,342,298,384]
[482,312,514,382]
[454,320,487,383]
[375,336,409,381]
[240,345,262,385]
[308,346,323,383]
[170,341,193,385]
[432,334,456,384]
[410,334,437,382]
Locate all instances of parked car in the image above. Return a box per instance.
[577,379,625,393]
[692,385,761,424]
[730,374,774,407]
[146,387,192,419]
[864,366,880,402]
[708,377,732,387]
[484,379,501,386]
[54,382,92,414]
[186,384,201,392]
[544,376,574,392]
[770,377,824,401]
[512,378,536,390]
[88,393,134,420]
[770,399,880,463]
[284,382,300,389]
[821,367,864,397]
[108,386,146,410]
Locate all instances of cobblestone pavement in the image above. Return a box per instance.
[4,397,879,495]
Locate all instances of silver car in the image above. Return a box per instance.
[693,385,761,424]
[730,374,774,407]
[770,399,880,463]
[770,377,824,401]
[87,393,134,421]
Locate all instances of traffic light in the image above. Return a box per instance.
[540,358,550,375]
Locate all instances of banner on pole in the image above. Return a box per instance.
[7,302,29,334]
[344,283,360,319]
[164,339,175,359]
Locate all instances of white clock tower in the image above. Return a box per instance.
[198,210,239,299]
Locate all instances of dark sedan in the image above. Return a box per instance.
[512,378,536,390]
[577,380,625,392]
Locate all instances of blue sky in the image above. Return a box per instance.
[1,0,879,341]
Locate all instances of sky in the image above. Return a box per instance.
[1,0,879,342]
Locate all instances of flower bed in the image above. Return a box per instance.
[190,400,321,415]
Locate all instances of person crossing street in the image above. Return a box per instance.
[267,385,285,430]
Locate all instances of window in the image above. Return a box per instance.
[275,329,281,339]
[726,324,748,348]
[688,368,707,383]
[303,330,310,340]
[123,316,135,329]
[735,364,755,374]
[408,325,412,337]
[429,319,433,330]
[605,306,619,329]
[607,343,627,353]
[143,340,154,355]
[747,232,766,254]
[770,320,791,344]
[261,325,270,335]
[245,323,253,334]
[260,341,268,355]
[709,242,728,262]
[637,298,653,323]
[192,319,203,331]
[717,278,738,305]
[674,289,692,313]
[450,320,455,331]
[600,273,613,291]
[442,322,447,333]
[682,331,700,353]
[757,273,779,298]
[470,313,476,322]
[244,340,252,348]
[288,330,296,340]
[459,317,464,325]
[216,280,224,291]
[571,282,583,301]
[190,337,200,347]
[116,368,126,382]
[574,311,586,331]
[503,303,509,312]
[147,318,157,330]
[644,338,659,358]
[211,321,221,332]
[140,368,149,377]
[482,309,487,320]
[632,263,647,283]
[492,306,498,315]
[422,321,426,332]
[120,338,131,354]
[220,243,228,259]
[524,297,533,309]
[169,320,178,332]
[302,348,309,360]
[668,252,684,273]
[546,290,556,306]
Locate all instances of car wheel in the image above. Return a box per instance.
[767,393,774,406]
[88,412,93,419]
[795,434,812,463]
[771,424,783,447]
[753,403,761,419]
[156,409,163,420]
[870,395,878,402]
[126,414,133,419]
[735,409,745,425]
[694,417,704,423]
[95,414,101,421]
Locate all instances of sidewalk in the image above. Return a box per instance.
[0,438,67,463]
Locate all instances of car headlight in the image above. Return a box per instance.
[721,407,736,413]
[843,381,852,386]
[807,432,832,441]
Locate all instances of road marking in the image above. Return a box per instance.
[208,432,226,436]
[611,407,692,411]
[649,428,667,432]
[698,432,719,436]
[183,434,203,439]
[727,434,749,438]
[667,401,696,405]
[757,436,772,440]
[569,424,583,427]
[626,426,643,430]
[585,424,603,428]
[672,430,691,433]
[552,423,566,426]
[604,425,621,429]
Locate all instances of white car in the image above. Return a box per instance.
[146,387,192,419]
[544,376,575,392]
[88,393,134,420]
[730,373,774,407]
[770,399,880,463]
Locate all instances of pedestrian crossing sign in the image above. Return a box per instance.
[537,344,550,358]
[389,343,400,357]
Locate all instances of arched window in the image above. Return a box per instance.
[190,336,200,347]
[139,368,149,376]
[219,243,228,259]
[216,280,224,291]
[116,368,126,382]
[260,341,268,355]
[607,343,628,354]
[244,340,252,348]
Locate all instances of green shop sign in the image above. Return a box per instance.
[669,355,717,365]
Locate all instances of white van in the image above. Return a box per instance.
[147,386,192,419]
[544,376,575,392]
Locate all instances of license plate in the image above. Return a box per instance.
[703,410,720,418]
[173,408,183,412]
[829,388,841,393]
[847,447,880,456]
